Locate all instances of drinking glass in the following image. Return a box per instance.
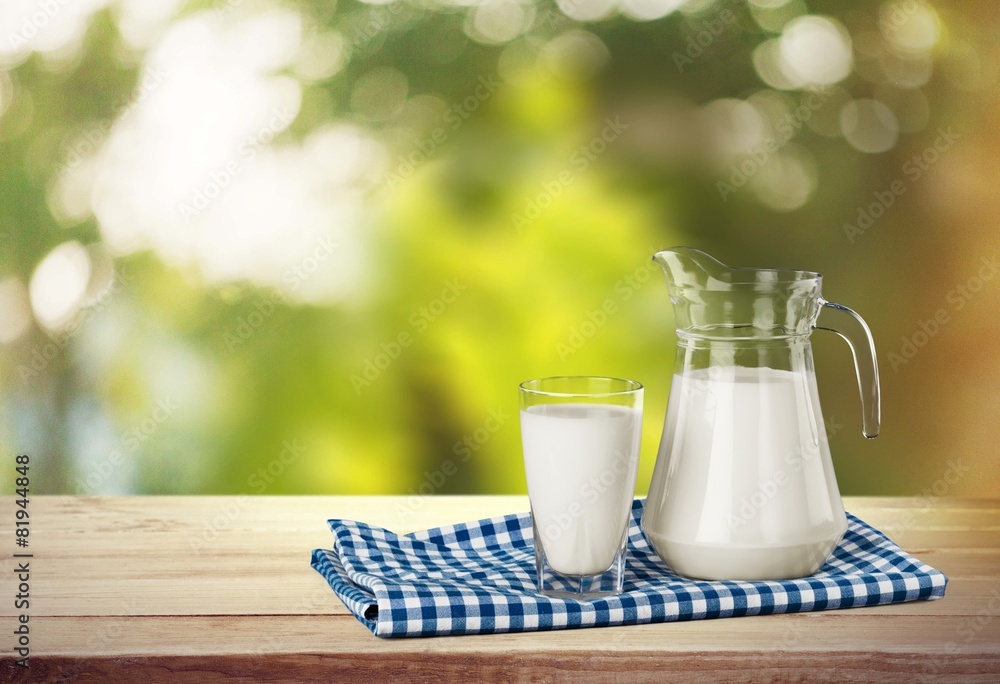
[519,376,643,599]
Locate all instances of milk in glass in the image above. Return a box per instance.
[521,403,642,576]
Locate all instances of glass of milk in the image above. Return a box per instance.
[519,376,643,599]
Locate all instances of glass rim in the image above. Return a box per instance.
[518,376,643,398]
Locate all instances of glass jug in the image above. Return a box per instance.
[641,247,880,581]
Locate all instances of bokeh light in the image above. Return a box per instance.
[556,0,617,23]
[748,144,817,211]
[703,98,766,156]
[539,31,610,81]
[879,0,942,54]
[840,98,900,153]
[620,0,686,23]
[467,0,534,45]
[0,0,111,68]
[351,67,409,121]
[778,16,853,87]
[29,241,91,331]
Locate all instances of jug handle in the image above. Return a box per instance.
[815,300,881,438]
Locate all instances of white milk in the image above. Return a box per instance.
[642,367,847,580]
[521,403,642,576]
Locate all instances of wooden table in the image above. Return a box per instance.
[1,496,998,682]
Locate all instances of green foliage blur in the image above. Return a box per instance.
[1,0,998,498]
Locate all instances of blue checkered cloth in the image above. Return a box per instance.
[310,499,947,637]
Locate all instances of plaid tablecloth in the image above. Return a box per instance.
[310,499,947,637]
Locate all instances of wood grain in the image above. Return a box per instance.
[1,496,998,682]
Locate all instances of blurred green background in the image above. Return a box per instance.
[1,0,998,498]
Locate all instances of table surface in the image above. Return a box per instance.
[1,496,998,682]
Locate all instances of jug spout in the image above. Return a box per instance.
[652,247,732,291]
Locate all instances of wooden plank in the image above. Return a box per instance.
[5,653,999,683]
[21,614,1000,656]
[926,549,1000,579]
[7,497,999,547]
[6,614,998,682]
[6,651,999,684]
[0,495,532,532]
[5,496,998,533]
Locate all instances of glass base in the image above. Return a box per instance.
[533,521,627,600]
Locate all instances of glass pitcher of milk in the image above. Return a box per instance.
[641,247,880,581]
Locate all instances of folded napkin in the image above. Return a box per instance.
[310,499,947,637]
